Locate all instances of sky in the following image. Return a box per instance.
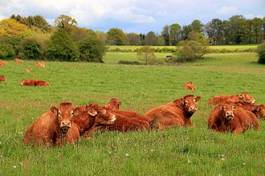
[0,0,264,33]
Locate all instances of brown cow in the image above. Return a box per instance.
[104,97,121,111]
[0,75,5,81]
[35,61,46,68]
[71,103,117,138]
[23,102,78,146]
[25,67,32,73]
[184,81,196,91]
[144,95,201,129]
[21,80,49,87]
[231,102,265,120]
[255,105,265,119]
[0,60,7,67]
[15,58,23,64]
[208,104,259,134]
[208,92,255,105]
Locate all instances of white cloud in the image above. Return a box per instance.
[217,5,239,15]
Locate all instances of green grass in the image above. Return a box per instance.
[107,45,258,52]
[1,52,265,175]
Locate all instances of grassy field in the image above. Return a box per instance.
[1,52,265,175]
[107,45,258,52]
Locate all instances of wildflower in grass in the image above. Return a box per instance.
[12,165,17,169]
[242,162,246,166]
[188,159,191,164]
[150,149,154,152]
[125,153,129,157]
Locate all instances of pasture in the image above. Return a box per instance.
[1,52,265,175]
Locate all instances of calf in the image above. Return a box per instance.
[71,103,116,138]
[15,58,23,64]
[23,102,78,146]
[144,95,201,129]
[35,61,46,68]
[21,80,49,87]
[0,75,5,82]
[104,98,121,111]
[208,104,259,134]
[184,81,196,91]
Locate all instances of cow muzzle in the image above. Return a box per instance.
[225,112,234,121]
[60,121,71,136]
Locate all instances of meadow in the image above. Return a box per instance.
[1,51,265,175]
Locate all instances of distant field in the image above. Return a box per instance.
[107,45,258,53]
[1,52,265,175]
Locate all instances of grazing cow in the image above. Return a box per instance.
[21,80,49,87]
[71,103,116,138]
[0,60,7,67]
[23,102,78,146]
[208,104,259,134]
[15,58,23,64]
[208,92,255,105]
[144,95,201,129]
[104,98,121,111]
[35,61,46,68]
[184,81,196,91]
[0,75,5,81]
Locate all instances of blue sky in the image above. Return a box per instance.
[0,0,264,33]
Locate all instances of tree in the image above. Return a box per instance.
[106,28,127,45]
[191,19,203,32]
[181,25,192,40]
[145,31,157,45]
[205,18,225,45]
[55,15,77,32]
[79,32,105,63]
[137,46,156,65]
[96,31,107,44]
[46,29,79,61]
[169,23,181,45]
[257,42,265,64]
[178,32,209,62]
[127,33,141,45]
[161,25,170,45]
[20,37,42,59]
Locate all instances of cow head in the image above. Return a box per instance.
[50,102,76,136]
[86,103,116,125]
[256,105,265,119]
[238,92,255,104]
[178,95,201,117]
[105,98,121,111]
[220,104,236,121]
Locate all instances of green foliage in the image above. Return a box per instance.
[79,32,106,62]
[145,31,158,45]
[257,42,265,64]
[54,15,77,32]
[19,37,43,59]
[178,32,209,62]
[46,29,79,61]
[0,43,16,58]
[107,28,127,45]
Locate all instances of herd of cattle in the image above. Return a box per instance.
[23,91,265,147]
[1,59,264,146]
[0,58,49,86]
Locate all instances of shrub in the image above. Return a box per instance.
[79,33,105,63]
[46,29,79,61]
[0,43,16,58]
[257,42,265,64]
[20,37,42,59]
[137,46,157,65]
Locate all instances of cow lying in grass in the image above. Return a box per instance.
[0,60,7,67]
[71,103,116,138]
[21,80,49,87]
[24,102,116,146]
[208,92,255,105]
[23,102,78,146]
[144,95,201,129]
[236,102,265,120]
[184,81,196,91]
[208,103,259,134]
[0,75,5,82]
[101,98,150,132]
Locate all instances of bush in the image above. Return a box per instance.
[118,60,141,65]
[79,33,105,63]
[137,46,157,65]
[257,42,265,64]
[0,43,16,58]
[20,37,42,59]
[46,29,79,61]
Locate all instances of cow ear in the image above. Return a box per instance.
[50,106,58,116]
[88,110,97,117]
[194,96,201,102]
[73,107,80,116]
